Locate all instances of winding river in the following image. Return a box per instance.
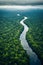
[20,17,41,65]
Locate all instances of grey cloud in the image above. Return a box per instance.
[0,0,43,5]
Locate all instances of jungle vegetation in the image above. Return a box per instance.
[0,12,29,65]
[24,9,43,65]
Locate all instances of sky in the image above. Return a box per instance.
[0,0,43,5]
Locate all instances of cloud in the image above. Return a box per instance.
[0,5,43,10]
[0,0,43,5]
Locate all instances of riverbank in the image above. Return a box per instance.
[24,17,43,65]
[26,32,43,65]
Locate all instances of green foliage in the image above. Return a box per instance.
[24,14,43,64]
[0,17,29,65]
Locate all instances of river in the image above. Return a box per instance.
[20,17,41,65]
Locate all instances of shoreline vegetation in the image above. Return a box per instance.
[0,16,29,65]
[24,17,43,65]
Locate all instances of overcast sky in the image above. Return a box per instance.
[0,0,43,5]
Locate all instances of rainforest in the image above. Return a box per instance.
[0,8,43,65]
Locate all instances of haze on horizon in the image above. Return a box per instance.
[0,0,43,5]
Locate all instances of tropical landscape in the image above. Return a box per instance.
[0,0,43,65]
